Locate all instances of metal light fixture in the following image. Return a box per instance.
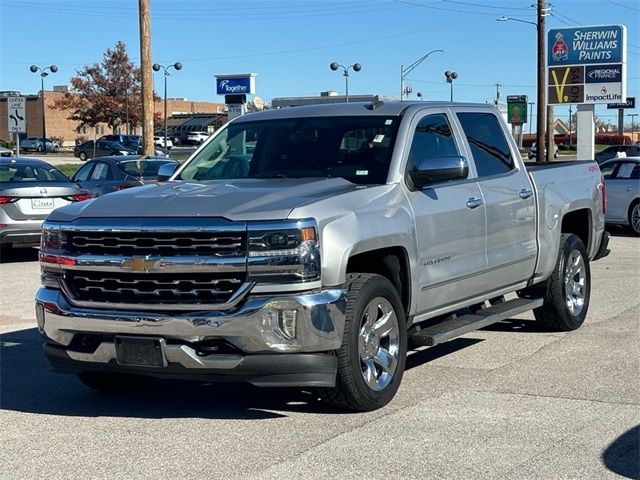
[444,70,458,102]
[330,62,361,103]
[152,62,183,151]
[400,49,444,101]
[29,64,58,154]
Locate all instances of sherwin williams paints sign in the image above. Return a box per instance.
[547,25,627,105]
[215,74,256,95]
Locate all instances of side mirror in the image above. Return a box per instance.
[408,155,469,189]
[157,162,179,181]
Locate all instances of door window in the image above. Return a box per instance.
[614,162,639,179]
[90,162,112,180]
[73,163,94,182]
[409,114,459,171]
[457,113,514,177]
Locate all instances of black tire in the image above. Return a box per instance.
[533,234,590,331]
[53,145,59,153]
[318,273,407,411]
[628,201,640,236]
[77,371,153,394]
[37,144,43,152]
[79,152,87,161]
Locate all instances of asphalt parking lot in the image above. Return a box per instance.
[0,232,638,479]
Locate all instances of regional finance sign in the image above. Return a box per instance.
[547,25,627,105]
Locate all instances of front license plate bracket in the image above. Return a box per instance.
[115,336,167,367]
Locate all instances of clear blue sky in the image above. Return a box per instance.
[0,0,638,128]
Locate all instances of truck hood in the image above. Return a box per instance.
[47,178,367,222]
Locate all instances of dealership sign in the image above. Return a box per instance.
[607,97,635,109]
[547,25,627,105]
[215,74,256,96]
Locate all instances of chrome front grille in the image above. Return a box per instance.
[67,231,246,257]
[65,271,246,305]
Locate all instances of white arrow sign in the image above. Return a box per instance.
[8,97,26,133]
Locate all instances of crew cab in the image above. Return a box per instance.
[36,101,609,411]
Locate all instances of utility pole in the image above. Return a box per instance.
[529,101,534,136]
[536,0,547,162]
[569,104,573,147]
[494,83,502,105]
[139,0,154,156]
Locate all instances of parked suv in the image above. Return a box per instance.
[99,134,140,151]
[595,144,640,164]
[186,131,209,144]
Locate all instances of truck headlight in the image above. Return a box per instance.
[248,221,320,284]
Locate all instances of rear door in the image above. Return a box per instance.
[454,110,537,290]
[603,161,640,223]
[84,161,114,196]
[403,110,488,314]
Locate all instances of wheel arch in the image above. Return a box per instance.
[561,208,592,252]
[346,246,412,321]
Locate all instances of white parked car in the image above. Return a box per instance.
[186,131,209,144]
[153,136,173,149]
[599,157,640,235]
[20,137,59,153]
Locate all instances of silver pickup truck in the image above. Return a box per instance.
[36,101,610,411]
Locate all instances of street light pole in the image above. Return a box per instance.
[330,62,361,103]
[152,62,182,150]
[29,64,58,154]
[529,101,535,136]
[400,49,444,101]
[444,71,458,101]
[498,4,548,161]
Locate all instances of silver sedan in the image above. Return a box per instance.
[600,157,640,235]
[0,157,91,248]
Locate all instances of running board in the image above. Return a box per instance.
[410,297,544,347]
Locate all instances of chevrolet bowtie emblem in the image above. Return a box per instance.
[121,256,159,272]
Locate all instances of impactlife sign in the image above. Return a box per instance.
[547,24,627,105]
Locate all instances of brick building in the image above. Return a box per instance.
[0,90,226,146]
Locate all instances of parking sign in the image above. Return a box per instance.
[7,97,26,133]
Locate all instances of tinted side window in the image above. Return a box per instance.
[409,114,459,167]
[457,113,513,177]
[91,162,112,180]
[74,163,94,182]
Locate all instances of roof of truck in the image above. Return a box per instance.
[235,101,498,122]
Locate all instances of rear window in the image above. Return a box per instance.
[0,163,68,182]
[118,160,172,177]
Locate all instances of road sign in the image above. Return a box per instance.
[507,95,527,124]
[7,96,26,133]
[607,97,635,109]
[547,25,627,105]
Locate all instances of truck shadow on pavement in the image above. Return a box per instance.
[1,327,479,418]
[601,425,639,479]
[0,247,39,264]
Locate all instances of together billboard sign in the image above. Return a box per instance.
[547,25,627,105]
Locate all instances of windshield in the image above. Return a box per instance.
[118,160,173,177]
[176,116,399,185]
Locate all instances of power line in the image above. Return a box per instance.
[442,0,534,10]
[393,0,534,16]
[605,0,640,13]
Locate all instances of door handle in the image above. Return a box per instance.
[466,197,483,209]
[627,187,632,192]
[519,189,534,199]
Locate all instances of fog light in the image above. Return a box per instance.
[35,304,45,334]
[278,309,298,340]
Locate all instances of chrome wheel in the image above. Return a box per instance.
[631,204,640,234]
[564,250,586,317]
[358,297,400,392]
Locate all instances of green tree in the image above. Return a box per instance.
[53,41,159,132]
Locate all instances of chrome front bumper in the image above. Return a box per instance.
[36,286,346,355]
